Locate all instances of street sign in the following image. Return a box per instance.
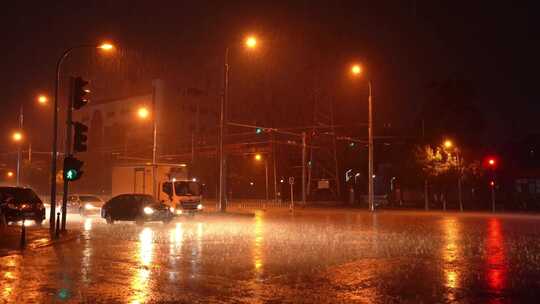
[288,177,295,185]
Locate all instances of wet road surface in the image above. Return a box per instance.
[2,209,540,303]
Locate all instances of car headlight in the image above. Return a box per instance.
[175,210,183,215]
[143,207,154,215]
[169,207,175,213]
[197,204,203,210]
[85,203,94,210]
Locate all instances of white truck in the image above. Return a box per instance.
[111,163,203,215]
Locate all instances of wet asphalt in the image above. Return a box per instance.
[2,208,540,303]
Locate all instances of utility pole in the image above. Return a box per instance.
[422,119,429,210]
[218,47,230,212]
[272,132,278,202]
[17,105,23,186]
[265,158,269,204]
[302,132,306,205]
[152,82,158,198]
[491,183,496,212]
[368,81,374,212]
[457,151,463,212]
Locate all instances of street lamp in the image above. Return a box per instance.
[12,131,23,186]
[6,171,14,178]
[254,153,269,204]
[37,94,49,105]
[444,140,453,149]
[351,64,362,75]
[350,63,374,212]
[245,36,258,49]
[98,43,114,51]
[443,139,463,212]
[12,94,49,187]
[218,34,259,212]
[48,41,115,234]
[12,131,23,142]
[137,106,150,120]
[135,104,158,198]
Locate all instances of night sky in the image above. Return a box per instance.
[1,1,538,154]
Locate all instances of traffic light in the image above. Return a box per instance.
[484,156,498,169]
[73,122,88,152]
[256,128,263,134]
[72,77,89,110]
[63,156,84,181]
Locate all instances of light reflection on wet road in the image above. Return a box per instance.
[2,209,540,303]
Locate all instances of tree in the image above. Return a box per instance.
[415,145,459,209]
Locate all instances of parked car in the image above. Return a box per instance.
[101,194,173,225]
[67,194,105,216]
[0,186,46,225]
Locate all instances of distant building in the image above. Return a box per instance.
[72,80,218,159]
[70,80,219,195]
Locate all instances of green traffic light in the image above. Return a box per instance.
[65,169,78,181]
[256,128,263,134]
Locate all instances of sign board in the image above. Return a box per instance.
[288,177,295,185]
[318,179,330,189]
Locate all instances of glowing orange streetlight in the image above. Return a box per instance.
[7,171,14,178]
[98,42,115,51]
[443,140,453,149]
[245,36,257,49]
[351,64,362,75]
[219,33,262,212]
[349,62,374,212]
[12,131,23,142]
[253,153,268,203]
[137,107,150,119]
[37,94,48,105]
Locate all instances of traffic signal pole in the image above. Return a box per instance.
[61,77,74,232]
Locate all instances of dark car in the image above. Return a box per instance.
[67,194,105,216]
[101,194,173,225]
[0,187,46,225]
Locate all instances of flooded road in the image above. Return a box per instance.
[2,209,540,303]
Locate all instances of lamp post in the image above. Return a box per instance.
[351,64,374,212]
[136,101,158,198]
[218,35,258,212]
[254,153,269,205]
[11,95,48,187]
[49,42,114,233]
[12,130,23,186]
[443,140,463,211]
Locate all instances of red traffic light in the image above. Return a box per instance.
[483,156,498,169]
